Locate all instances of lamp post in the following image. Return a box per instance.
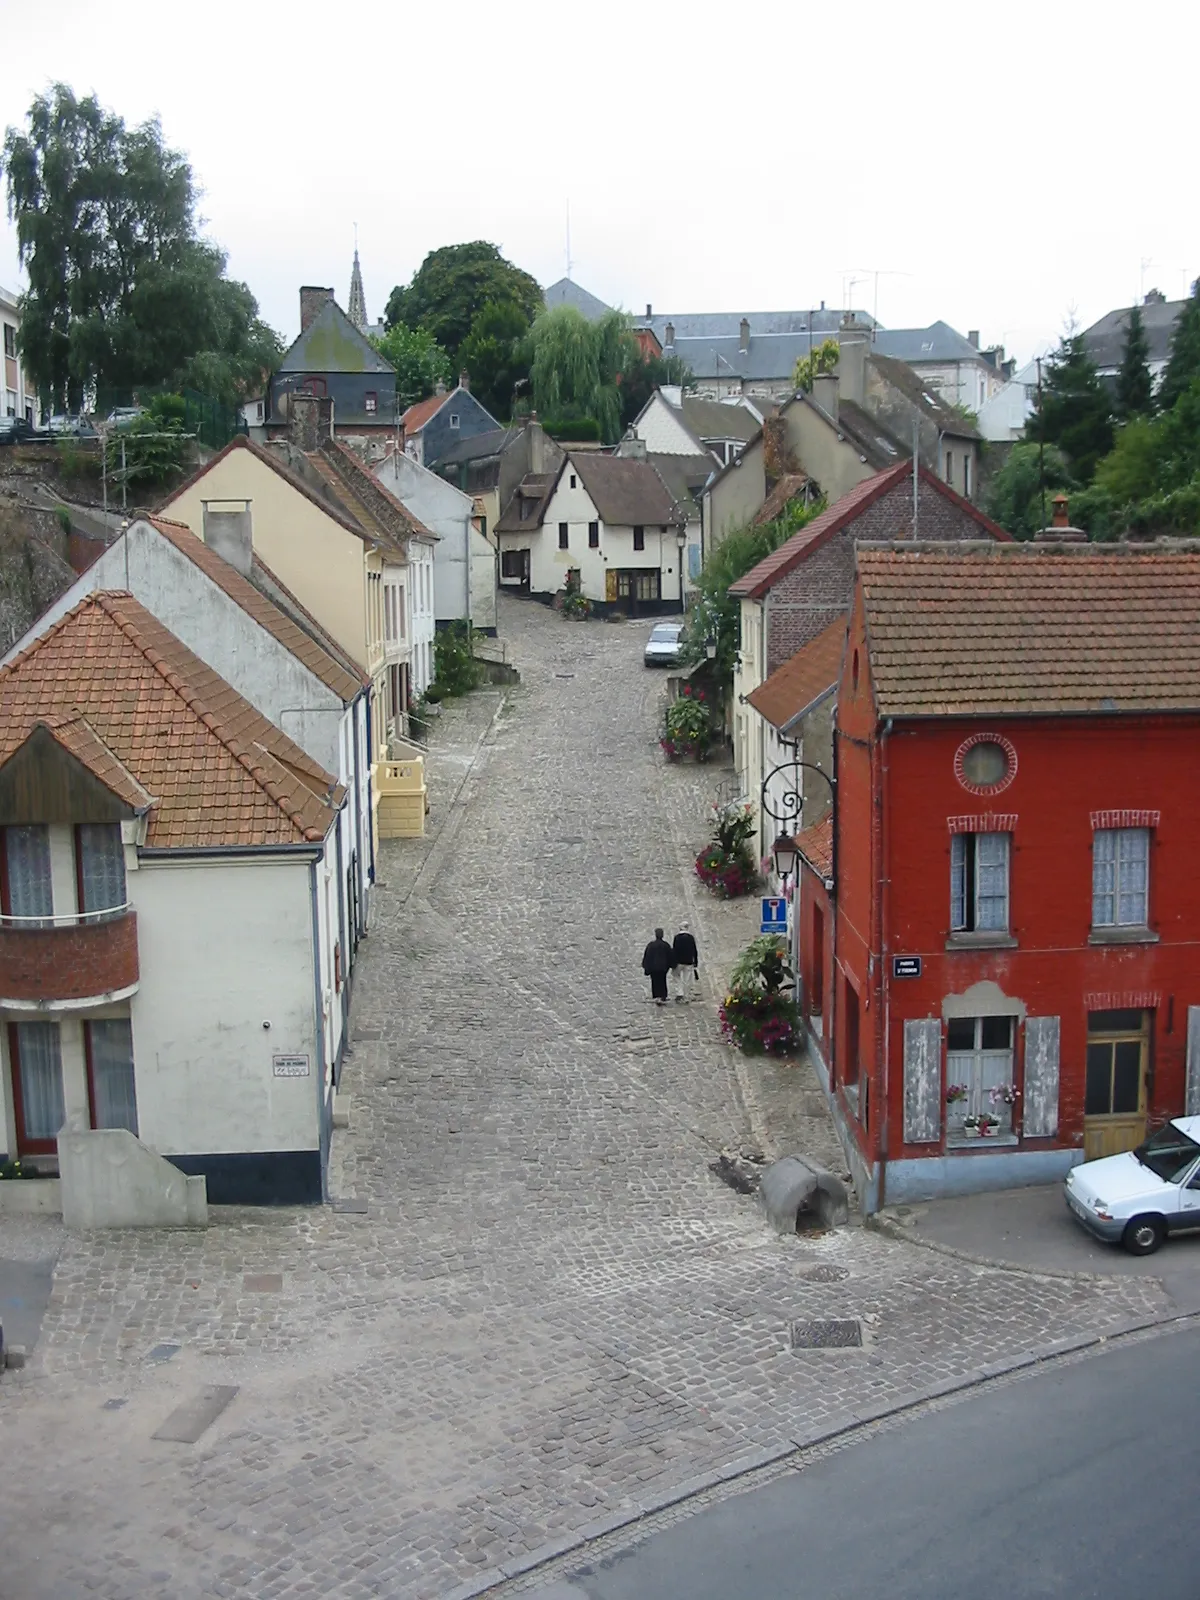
[675,528,688,611]
[759,743,837,895]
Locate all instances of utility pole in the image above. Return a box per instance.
[1036,357,1046,532]
[912,415,919,536]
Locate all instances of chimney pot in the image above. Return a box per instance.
[665,321,675,349]
[1052,493,1069,528]
[646,303,652,319]
[299,285,335,333]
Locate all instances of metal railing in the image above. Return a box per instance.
[0,902,131,930]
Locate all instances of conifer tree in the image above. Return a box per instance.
[1159,280,1200,413]
[1115,303,1153,419]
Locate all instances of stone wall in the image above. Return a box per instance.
[0,503,77,652]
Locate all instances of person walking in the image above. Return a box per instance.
[671,922,699,1002]
[642,927,675,1006]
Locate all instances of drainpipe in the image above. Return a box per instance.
[309,854,330,1199]
[877,716,893,1210]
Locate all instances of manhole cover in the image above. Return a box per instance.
[790,1318,862,1350]
[803,1264,850,1283]
[554,672,575,678]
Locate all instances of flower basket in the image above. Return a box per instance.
[661,687,713,763]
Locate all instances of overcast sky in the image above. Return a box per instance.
[2,1,1196,369]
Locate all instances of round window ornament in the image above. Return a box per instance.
[955,733,1017,795]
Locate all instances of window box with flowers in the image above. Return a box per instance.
[661,684,713,762]
[946,1016,1020,1147]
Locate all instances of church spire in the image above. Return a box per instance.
[348,235,368,332]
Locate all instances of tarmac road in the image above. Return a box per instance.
[531,1321,1200,1600]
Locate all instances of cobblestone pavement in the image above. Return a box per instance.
[0,596,1171,1600]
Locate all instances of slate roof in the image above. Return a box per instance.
[730,463,1010,601]
[856,544,1200,717]
[278,297,393,375]
[793,815,833,879]
[144,517,366,701]
[679,397,762,444]
[746,618,846,731]
[869,353,981,439]
[641,308,864,343]
[0,594,343,847]
[495,474,556,534]
[401,392,451,435]
[829,400,908,469]
[872,321,987,365]
[432,426,516,467]
[1080,296,1187,372]
[570,453,684,528]
[543,278,612,320]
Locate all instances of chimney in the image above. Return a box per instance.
[837,337,867,406]
[646,303,652,319]
[1144,288,1166,305]
[621,432,647,461]
[299,285,334,332]
[968,330,980,348]
[1034,493,1088,543]
[435,378,447,397]
[202,499,253,577]
[739,317,750,354]
[528,417,547,475]
[288,390,333,451]
[459,369,470,393]
[812,371,839,423]
[664,320,675,350]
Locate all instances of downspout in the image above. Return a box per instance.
[309,855,330,1199]
[877,716,893,1209]
[365,689,377,887]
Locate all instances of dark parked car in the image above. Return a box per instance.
[0,416,39,445]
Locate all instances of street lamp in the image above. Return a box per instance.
[771,831,799,881]
[760,743,837,894]
[704,635,717,662]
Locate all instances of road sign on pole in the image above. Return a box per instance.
[760,896,787,934]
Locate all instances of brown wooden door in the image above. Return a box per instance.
[1084,1009,1149,1160]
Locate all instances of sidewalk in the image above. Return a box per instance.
[876,1184,1200,1308]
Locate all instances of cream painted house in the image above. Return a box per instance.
[1,285,37,424]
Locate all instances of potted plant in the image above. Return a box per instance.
[718,935,802,1057]
[661,686,712,762]
[694,800,761,899]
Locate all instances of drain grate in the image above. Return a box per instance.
[790,1318,862,1350]
[803,1264,850,1283]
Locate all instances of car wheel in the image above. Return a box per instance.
[1122,1215,1165,1256]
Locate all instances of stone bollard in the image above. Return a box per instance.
[758,1155,849,1235]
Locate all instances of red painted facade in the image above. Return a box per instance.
[806,585,1200,1206]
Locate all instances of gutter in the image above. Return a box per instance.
[138,843,324,860]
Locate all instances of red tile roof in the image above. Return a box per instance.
[158,435,366,543]
[857,543,1200,717]
[794,815,833,879]
[39,715,155,812]
[0,594,343,847]
[730,463,1010,600]
[145,518,366,702]
[401,393,448,434]
[753,472,812,527]
[746,618,846,730]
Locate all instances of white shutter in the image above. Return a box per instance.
[903,1018,942,1144]
[1023,1016,1060,1138]
[1186,1007,1200,1117]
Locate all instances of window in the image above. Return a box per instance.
[945,448,954,485]
[558,522,569,550]
[364,391,377,414]
[633,525,645,551]
[86,1019,137,1134]
[10,1020,64,1149]
[950,832,1009,933]
[501,548,525,578]
[1085,1010,1147,1119]
[77,824,126,915]
[1093,828,1149,928]
[946,1016,1015,1139]
[449,413,460,430]
[809,903,824,1022]
[3,323,14,358]
[588,520,599,548]
[397,584,405,638]
[3,825,52,924]
[570,474,577,488]
[963,453,971,498]
[634,572,659,602]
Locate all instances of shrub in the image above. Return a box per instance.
[561,567,592,619]
[433,621,482,696]
[719,935,802,1056]
[542,416,601,441]
[661,684,712,760]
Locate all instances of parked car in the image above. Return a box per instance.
[105,406,145,430]
[0,416,38,444]
[1064,1117,1200,1254]
[644,621,685,668]
[46,413,97,437]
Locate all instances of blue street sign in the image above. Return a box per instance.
[760,896,787,934]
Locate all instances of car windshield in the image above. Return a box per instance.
[650,626,681,642]
[1133,1122,1200,1181]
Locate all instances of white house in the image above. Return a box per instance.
[631,388,763,467]
[1,285,38,425]
[977,359,1040,442]
[495,451,686,615]
[2,511,375,992]
[373,445,496,635]
[0,593,345,1204]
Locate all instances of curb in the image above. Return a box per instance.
[448,1307,1200,1598]
[864,1210,1124,1284]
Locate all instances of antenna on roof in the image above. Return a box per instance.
[565,200,574,282]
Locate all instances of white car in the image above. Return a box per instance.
[644,621,685,667]
[1064,1116,1200,1254]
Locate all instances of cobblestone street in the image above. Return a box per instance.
[0,595,1172,1600]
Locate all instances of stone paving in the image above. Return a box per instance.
[0,595,1171,1600]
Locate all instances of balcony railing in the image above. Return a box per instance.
[0,906,139,1006]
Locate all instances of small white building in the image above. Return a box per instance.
[977,359,1041,442]
[495,451,687,616]
[2,511,375,987]
[372,446,496,635]
[0,593,345,1204]
[1,285,38,425]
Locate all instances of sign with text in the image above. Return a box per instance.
[760,896,787,934]
[892,956,922,979]
[272,1053,311,1078]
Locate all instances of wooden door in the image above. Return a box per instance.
[1084,1009,1149,1159]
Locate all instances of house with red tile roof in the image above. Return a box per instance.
[2,511,376,1009]
[0,592,348,1205]
[401,373,500,471]
[730,462,1009,866]
[804,540,1200,1212]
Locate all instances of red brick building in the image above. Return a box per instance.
[797,542,1200,1209]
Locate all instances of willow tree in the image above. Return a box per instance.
[530,306,637,443]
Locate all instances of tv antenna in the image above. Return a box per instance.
[565,200,574,282]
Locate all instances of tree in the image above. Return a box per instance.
[458,299,533,421]
[384,242,542,361]
[792,338,840,392]
[529,306,637,444]
[1159,279,1200,413]
[617,350,694,431]
[2,84,282,412]
[1096,377,1200,504]
[984,440,1075,539]
[1026,333,1113,483]
[369,325,452,409]
[1115,304,1154,420]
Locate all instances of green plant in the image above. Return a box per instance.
[542,416,601,442]
[661,685,712,760]
[560,568,592,619]
[433,621,482,697]
[105,409,188,485]
[423,684,444,703]
[0,1157,35,1180]
[695,799,760,898]
[55,505,72,535]
[720,935,801,1055]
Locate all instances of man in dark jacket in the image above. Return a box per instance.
[671,923,699,1002]
[642,928,675,1005]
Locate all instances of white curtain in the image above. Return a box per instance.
[88,1019,138,1134]
[5,826,53,922]
[15,1021,64,1141]
[78,824,126,915]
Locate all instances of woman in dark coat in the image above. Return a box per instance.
[641,928,676,1005]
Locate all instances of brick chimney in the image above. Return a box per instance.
[664,321,675,350]
[289,390,333,451]
[299,286,334,332]
[459,369,470,393]
[762,415,794,484]
[739,318,750,354]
